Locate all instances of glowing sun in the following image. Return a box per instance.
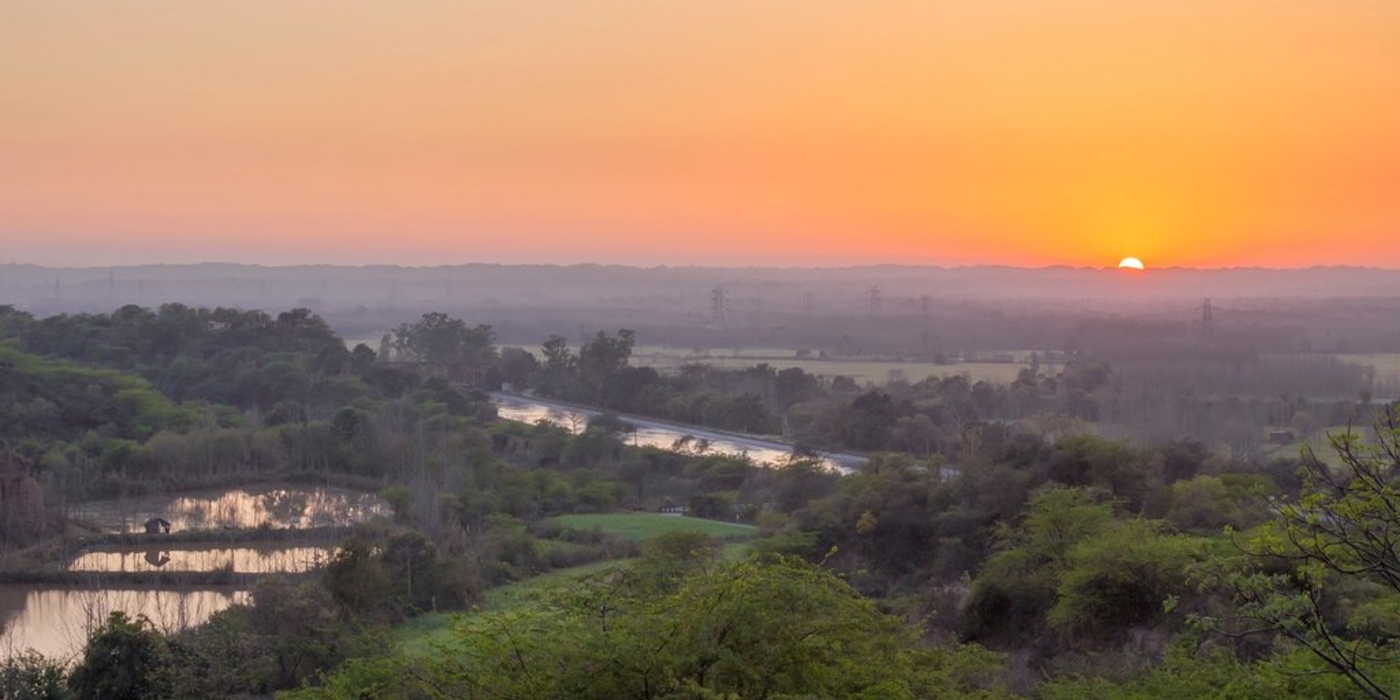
[1117,257,1146,271]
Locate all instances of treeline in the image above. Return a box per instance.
[498,326,1379,460]
[0,307,503,514]
[496,329,1112,451]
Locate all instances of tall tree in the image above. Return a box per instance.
[1205,412,1400,700]
[392,312,496,366]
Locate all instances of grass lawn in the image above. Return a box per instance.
[397,542,751,656]
[397,558,629,655]
[396,516,757,656]
[549,512,756,542]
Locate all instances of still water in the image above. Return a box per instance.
[68,545,335,574]
[0,485,384,661]
[492,393,862,473]
[73,485,391,533]
[0,586,248,662]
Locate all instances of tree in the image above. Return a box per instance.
[0,650,71,700]
[284,556,1008,700]
[541,335,573,372]
[892,413,940,456]
[496,346,538,388]
[68,612,172,700]
[392,312,496,366]
[325,537,392,616]
[963,485,1198,643]
[577,329,635,406]
[246,577,349,689]
[845,390,900,450]
[1204,411,1400,699]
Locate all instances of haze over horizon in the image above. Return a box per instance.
[8,259,1400,274]
[4,2,1399,269]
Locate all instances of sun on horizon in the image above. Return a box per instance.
[1118,257,1146,271]
[4,2,1400,268]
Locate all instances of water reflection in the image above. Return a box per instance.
[68,545,335,574]
[74,486,390,533]
[492,394,861,473]
[0,586,247,662]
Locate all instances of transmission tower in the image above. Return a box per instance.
[711,286,728,329]
[867,285,882,318]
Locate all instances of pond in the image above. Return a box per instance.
[72,485,391,533]
[0,586,248,662]
[0,484,386,662]
[68,544,336,574]
[492,393,863,473]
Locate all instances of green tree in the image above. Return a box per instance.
[0,650,71,700]
[325,537,392,616]
[965,485,1199,643]
[963,486,1115,642]
[392,312,496,366]
[1202,413,1400,699]
[577,329,635,406]
[286,556,1007,700]
[68,612,172,700]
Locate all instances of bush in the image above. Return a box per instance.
[0,650,71,700]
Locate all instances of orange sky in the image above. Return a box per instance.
[2,1,1398,268]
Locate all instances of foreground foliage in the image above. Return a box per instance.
[285,555,1007,700]
[1200,411,1400,699]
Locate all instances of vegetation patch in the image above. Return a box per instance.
[547,512,756,542]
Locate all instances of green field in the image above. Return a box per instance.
[397,558,627,655]
[549,513,756,542]
[397,514,755,654]
[1259,424,1375,471]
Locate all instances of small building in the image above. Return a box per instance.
[1268,429,1296,445]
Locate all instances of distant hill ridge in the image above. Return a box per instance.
[5,262,1400,313]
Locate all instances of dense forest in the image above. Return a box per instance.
[3,304,1400,699]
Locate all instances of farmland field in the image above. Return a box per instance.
[628,345,1048,385]
[1258,424,1377,471]
[1335,353,1400,389]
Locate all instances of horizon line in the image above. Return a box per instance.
[5,260,1400,273]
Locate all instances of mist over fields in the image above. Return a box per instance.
[5,262,1400,357]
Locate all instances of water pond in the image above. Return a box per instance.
[73,485,391,533]
[68,544,336,574]
[0,586,248,662]
[1,485,384,661]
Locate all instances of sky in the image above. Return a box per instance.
[2,1,1399,269]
